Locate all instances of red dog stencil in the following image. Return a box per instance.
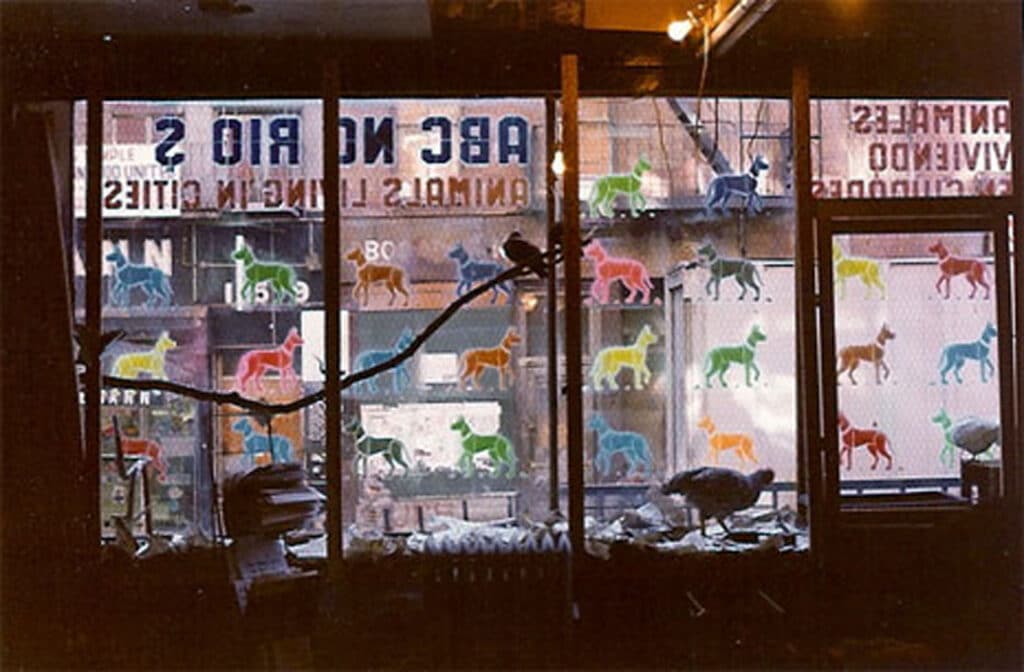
[235,327,304,394]
[838,412,893,471]
[929,240,991,300]
[102,424,167,481]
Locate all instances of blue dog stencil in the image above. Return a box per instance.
[589,413,652,478]
[938,321,997,384]
[232,417,293,464]
[704,155,770,216]
[448,242,511,304]
[353,328,414,394]
[106,245,173,307]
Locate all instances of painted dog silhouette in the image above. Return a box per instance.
[704,325,766,387]
[235,327,303,395]
[588,157,651,218]
[704,155,770,215]
[583,240,654,304]
[697,415,757,465]
[696,242,762,301]
[460,328,521,390]
[344,418,409,475]
[929,240,991,300]
[590,324,658,391]
[931,409,959,469]
[111,332,177,380]
[589,413,652,478]
[448,242,511,304]
[232,244,299,303]
[938,321,997,384]
[232,417,293,465]
[353,328,414,394]
[451,416,516,477]
[833,242,886,299]
[346,247,410,307]
[838,412,893,471]
[103,424,167,481]
[106,246,173,308]
[837,324,895,385]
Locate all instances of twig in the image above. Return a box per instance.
[100,249,564,417]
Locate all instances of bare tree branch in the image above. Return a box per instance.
[99,251,565,417]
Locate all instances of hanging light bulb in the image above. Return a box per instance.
[667,18,694,42]
[551,148,566,177]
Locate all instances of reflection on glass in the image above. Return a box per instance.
[832,232,1001,501]
[577,97,802,554]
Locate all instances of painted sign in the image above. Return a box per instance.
[813,100,1012,198]
[74,144,182,218]
[77,100,544,217]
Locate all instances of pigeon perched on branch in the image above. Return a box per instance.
[501,231,548,278]
[661,466,775,536]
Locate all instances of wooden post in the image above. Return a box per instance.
[791,63,824,563]
[1010,6,1024,647]
[323,61,343,572]
[545,95,560,512]
[561,54,583,559]
[84,58,103,550]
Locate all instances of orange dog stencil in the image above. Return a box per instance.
[346,247,410,307]
[697,415,757,465]
[460,328,521,390]
[836,323,895,385]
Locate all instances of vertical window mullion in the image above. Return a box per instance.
[84,69,103,550]
[322,61,343,571]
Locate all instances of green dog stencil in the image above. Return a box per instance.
[232,244,299,303]
[450,416,517,477]
[704,325,767,387]
[588,157,651,218]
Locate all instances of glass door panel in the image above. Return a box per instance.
[820,222,1012,510]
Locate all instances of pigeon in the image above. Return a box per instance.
[950,416,1001,459]
[501,231,548,278]
[661,466,775,536]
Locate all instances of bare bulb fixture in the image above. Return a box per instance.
[667,19,694,42]
[551,149,566,177]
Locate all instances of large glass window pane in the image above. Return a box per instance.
[329,99,555,553]
[829,230,1005,505]
[577,97,802,553]
[74,100,324,541]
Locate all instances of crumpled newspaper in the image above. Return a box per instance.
[408,516,570,555]
[304,504,808,560]
[583,504,807,556]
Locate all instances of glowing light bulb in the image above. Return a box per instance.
[551,149,566,177]
[667,19,693,42]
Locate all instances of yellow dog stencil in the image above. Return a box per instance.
[833,241,886,299]
[590,324,657,391]
[111,332,177,380]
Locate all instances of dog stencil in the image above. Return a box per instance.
[704,155,770,215]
